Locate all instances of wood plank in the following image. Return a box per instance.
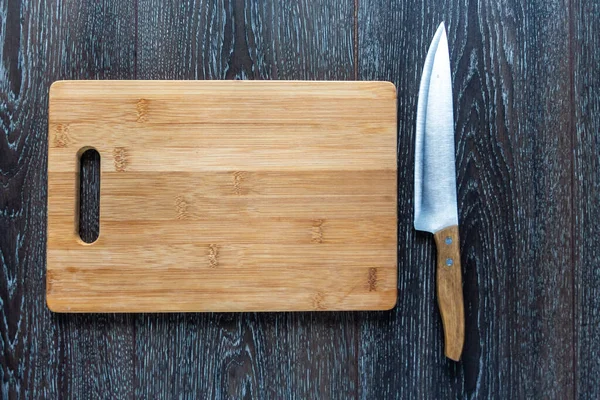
[132,1,360,398]
[50,170,396,197]
[48,217,395,246]
[48,147,394,173]
[358,0,574,398]
[0,0,136,398]
[574,0,600,397]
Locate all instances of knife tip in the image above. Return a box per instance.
[437,21,446,34]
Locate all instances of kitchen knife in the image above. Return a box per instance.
[414,22,465,361]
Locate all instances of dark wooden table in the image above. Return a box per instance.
[1,0,598,398]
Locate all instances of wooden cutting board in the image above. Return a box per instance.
[46,80,398,312]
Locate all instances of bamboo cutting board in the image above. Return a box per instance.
[46,80,398,312]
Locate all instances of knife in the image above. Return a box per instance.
[414,22,465,361]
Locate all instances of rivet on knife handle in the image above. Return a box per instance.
[433,225,464,361]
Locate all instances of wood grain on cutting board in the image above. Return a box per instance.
[46,80,398,312]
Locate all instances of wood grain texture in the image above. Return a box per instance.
[0,0,136,398]
[358,0,574,398]
[133,1,360,399]
[47,80,397,312]
[2,0,599,398]
[49,2,138,397]
[433,225,464,361]
[574,0,600,398]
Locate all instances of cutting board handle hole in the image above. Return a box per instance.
[78,148,101,244]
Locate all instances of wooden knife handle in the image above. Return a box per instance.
[433,225,465,361]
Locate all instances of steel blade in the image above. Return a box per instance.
[414,22,458,233]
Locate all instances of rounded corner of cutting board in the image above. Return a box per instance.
[379,80,398,96]
[379,289,398,311]
[45,293,63,313]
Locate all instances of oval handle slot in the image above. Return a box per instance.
[78,148,101,243]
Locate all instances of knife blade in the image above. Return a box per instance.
[414,22,465,361]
